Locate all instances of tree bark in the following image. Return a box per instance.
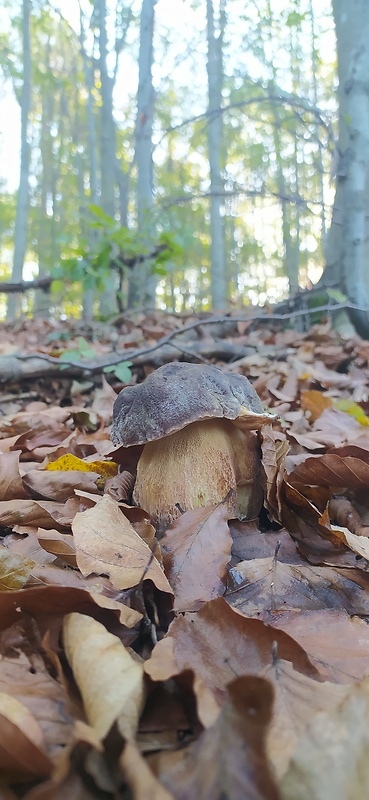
[7,0,32,321]
[206,0,226,310]
[128,0,156,309]
[96,0,118,315]
[324,0,369,335]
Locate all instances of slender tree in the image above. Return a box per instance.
[128,0,156,308]
[324,0,369,334]
[206,0,226,309]
[7,0,31,320]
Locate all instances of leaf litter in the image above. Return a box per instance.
[2,315,369,797]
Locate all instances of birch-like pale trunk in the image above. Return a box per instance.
[206,0,226,310]
[97,0,118,315]
[128,0,156,309]
[79,2,100,320]
[7,0,32,321]
[325,0,369,334]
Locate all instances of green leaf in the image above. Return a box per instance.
[103,361,132,383]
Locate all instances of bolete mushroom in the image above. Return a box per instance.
[111,362,275,530]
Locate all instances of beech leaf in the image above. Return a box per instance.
[161,504,232,611]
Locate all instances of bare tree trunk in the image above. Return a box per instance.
[7,0,32,321]
[324,0,369,335]
[96,0,118,316]
[79,2,100,320]
[206,0,226,310]
[128,0,156,309]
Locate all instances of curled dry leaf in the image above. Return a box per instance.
[161,677,280,800]
[36,528,77,567]
[0,692,52,782]
[0,584,141,632]
[0,499,71,531]
[72,494,172,594]
[280,675,369,800]
[63,612,145,740]
[0,451,29,500]
[161,504,232,612]
[290,451,369,491]
[22,469,102,502]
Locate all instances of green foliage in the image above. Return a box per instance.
[52,206,181,306]
[59,337,97,364]
[103,360,132,383]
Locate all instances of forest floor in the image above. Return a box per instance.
[1,310,369,799]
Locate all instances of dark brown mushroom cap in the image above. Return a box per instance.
[111,362,275,447]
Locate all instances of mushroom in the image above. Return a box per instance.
[111,362,276,530]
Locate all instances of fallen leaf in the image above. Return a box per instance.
[72,494,173,594]
[264,659,347,779]
[270,610,369,683]
[0,693,52,781]
[0,451,29,500]
[300,390,333,421]
[280,675,369,800]
[161,505,232,611]
[145,597,317,726]
[120,742,175,799]
[63,613,145,740]
[0,546,35,590]
[161,677,280,800]
[226,557,369,617]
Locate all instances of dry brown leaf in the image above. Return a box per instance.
[161,677,280,800]
[145,597,317,726]
[290,452,369,490]
[271,610,369,683]
[0,451,29,500]
[0,584,141,632]
[22,469,102,502]
[0,499,70,531]
[280,675,369,800]
[120,742,175,800]
[0,693,52,782]
[0,650,76,759]
[264,659,347,779]
[63,613,145,740]
[229,523,300,563]
[227,557,369,617]
[72,494,172,594]
[161,505,232,611]
[36,528,77,567]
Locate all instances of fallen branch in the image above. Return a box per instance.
[14,300,367,373]
[0,276,53,293]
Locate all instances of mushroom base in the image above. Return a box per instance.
[133,418,263,530]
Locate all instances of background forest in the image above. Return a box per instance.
[0,0,367,324]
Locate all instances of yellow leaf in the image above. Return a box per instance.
[333,399,369,426]
[0,547,35,590]
[301,390,333,422]
[45,454,117,478]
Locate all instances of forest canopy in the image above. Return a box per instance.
[0,0,339,320]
